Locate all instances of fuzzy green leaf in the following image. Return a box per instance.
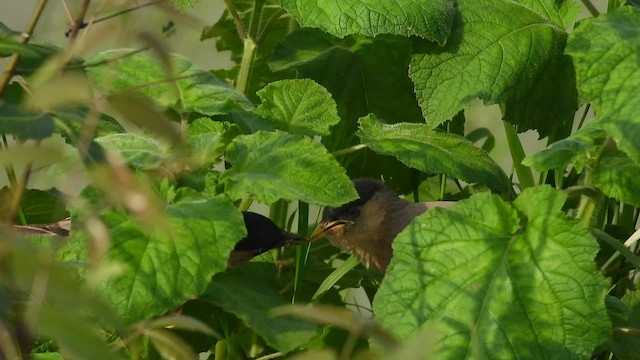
[374,186,610,359]
[357,115,510,193]
[187,118,241,165]
[412,0,577,128]
[566,6,640,163]
[522,127,607,172]
[95,133,169,170]
[221,131,357,206]
[256,79,340,136]
[593,153,640,207]
[203,264,317,353]
[85,50,253,116]
[280,0,455,44]
[96,198,245,323]
[0,101,53,140]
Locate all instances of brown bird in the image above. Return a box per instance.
[311,178,454,274]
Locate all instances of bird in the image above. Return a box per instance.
[228,211,308,267]
[311,178,454,274]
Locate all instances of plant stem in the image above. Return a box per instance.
[576,104,591,131]
[257,9,285,45]
[236,38,256,95]
[223,0,247,39]
[332,144,367,156]
[292,201,309,304]
[581,0,600,17]
[248,0,266,39]
[575,168,601,228]
[0,0,49,96]
[67,0,90,43]
[503,121,535,190]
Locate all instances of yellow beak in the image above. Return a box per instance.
[311,220,353,240]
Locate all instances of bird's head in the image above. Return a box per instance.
[311,178,396,250]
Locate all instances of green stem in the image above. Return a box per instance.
[332,144,367,156]
[576,169,600,228]
[248,0,266,39]
[503,121,535,190]
[236,38,256,95]
[292,201,309,304]
[0,0,49,96]
[239,195,254,212]
[576,104,591,131]
[581,0,600,17]
[223,0,247,39]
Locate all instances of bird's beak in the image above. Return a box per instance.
[311,220,353,241]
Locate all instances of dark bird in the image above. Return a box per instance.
[311,178,454,274]
[228,212,308,267]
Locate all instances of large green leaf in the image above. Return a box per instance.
[566,6,640,163]
[256,79,340,136]
[357,115,510,193]
[280,0,455,45]
[374,186,610,358]
[95,197,245,323]
[203,263,317,353]
[84,50,253,116]
[95,133,170,170]
[220,131,357,206]
[0,101,53,140]
[593,153,640,207]
[411,0,577,130]
[269,29,426,193]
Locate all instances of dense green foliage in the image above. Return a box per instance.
[1,0,639,359]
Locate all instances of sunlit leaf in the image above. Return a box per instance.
[375,186,610,358]
[256,79,340,136]
[221,131,357,206]
[593,153,640,207]
[280,0,455,44]
[96,133,170,170]
[357,115,510,193]
[566,6,640,162]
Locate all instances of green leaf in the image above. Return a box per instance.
[203,263,318,353]
[11,189,67,224]
[0,101,53,139]
[593,153,640,207]
[357,115,510,193]
[107,93,182,145]
[411,0,577,127]
[374,186,610,358]
[269,30,427,193]
[85,50,253,116]
[95,133,170,170]
[38,308,123,360]
[221,131,357,206]
[280,0,455,45]
[566,6,640,163]
[170,0,199,9]
[522,127,607,172]
[256,79,340,136]
[187,118,241,165]
[95,197,246,323]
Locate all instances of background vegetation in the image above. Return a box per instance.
[1,0,639,359]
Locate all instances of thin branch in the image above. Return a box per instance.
[64,0,168,37]
[0,0,49,97]
[581,0,600,17]
[256,9,285,45]
[223,0,247,39]
[332,144,367,156]
[67,0,91,43]
[576,104,591,131]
